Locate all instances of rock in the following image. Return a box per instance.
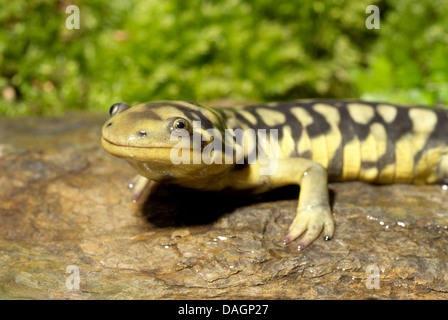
[0,111,447,299]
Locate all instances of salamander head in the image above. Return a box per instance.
[101,101,234,184]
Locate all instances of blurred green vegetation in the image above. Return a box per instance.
[0,0,447,116]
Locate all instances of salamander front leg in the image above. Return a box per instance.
[129,175,160,202]
[282,160,334,249]
[256,158,334,250]
[211,158,335,250]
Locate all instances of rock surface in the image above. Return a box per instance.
[0,111,447,299]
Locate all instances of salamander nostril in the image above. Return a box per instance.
[138,130,147,137]
[106,122,113,128]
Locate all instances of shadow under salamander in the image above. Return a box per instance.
[141,184,336,228]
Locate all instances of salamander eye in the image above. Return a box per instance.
[170,118,191,133]
[109,102,131,117]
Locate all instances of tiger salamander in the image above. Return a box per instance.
[101,100,448,250]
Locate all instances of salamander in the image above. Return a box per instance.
[101,100,448,250]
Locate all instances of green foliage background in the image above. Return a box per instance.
[0,0,447,116]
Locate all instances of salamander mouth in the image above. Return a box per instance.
[101,137,194,163]
[101,136,173,149]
